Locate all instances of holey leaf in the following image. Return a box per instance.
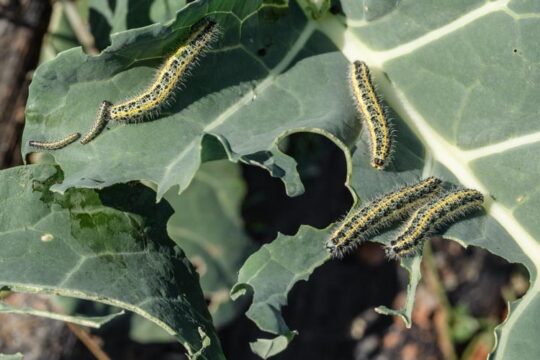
[232,0,540,358]
[23,0,357,199]
[22,0,540,359]
[0,165,223,359]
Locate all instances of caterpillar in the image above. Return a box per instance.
[386,188,484,259]
[109,18,219,123]
[349,60,393,170]
[326,177,442,258]
[29,132,81,150]
[80,101,112,144]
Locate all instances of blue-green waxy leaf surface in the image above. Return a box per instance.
[24,0,349,200]
[21,0,540,358]
[0,165,222,359]
[232,0,540,358]
[231,226,328,358]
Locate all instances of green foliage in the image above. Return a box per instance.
[450,306,482,343]
[166,160,256,327]
[40,1,85,61]
[0,165,222,359]
[129,159,255,343]
[10,0,540,358]
[25,0,334,199]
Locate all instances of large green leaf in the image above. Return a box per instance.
[232,0,540,358]
[0,165,222,359]
[24,0,350,200]
[22,0,540,358]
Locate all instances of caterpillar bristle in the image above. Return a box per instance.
[386,188,484,259]
[80,101,112,144]
[349,60,393,170]
[326,177,443,258]
[109,17,220,124]
[29,132,81,150]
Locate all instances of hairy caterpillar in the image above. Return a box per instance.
[350,60,393,170]
[326,177,442,258]
[386,188,484,259]
[80,101,112,144]
[109,18,219,123]
[29,132,81,150]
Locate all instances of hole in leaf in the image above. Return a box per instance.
[241,132,353,243]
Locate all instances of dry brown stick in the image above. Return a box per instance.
[48,300,112,360]
[66,322,112,360]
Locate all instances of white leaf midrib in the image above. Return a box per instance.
[205,22,316,132]
[315,1,540,263]
[312,3,539,358]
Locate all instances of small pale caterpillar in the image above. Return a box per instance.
[386,188,484,259]
[80,101,112,144]
[29,132,81,150]
[109,18,219,123]
[326,177,442,258]
[349,60,393,170]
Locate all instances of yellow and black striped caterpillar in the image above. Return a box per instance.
[29,18,219,148]
[109,19,219,124]
[326,177,442,258]
[386,188,484,259]
[80,101,112,144]
[349,60,393,170]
